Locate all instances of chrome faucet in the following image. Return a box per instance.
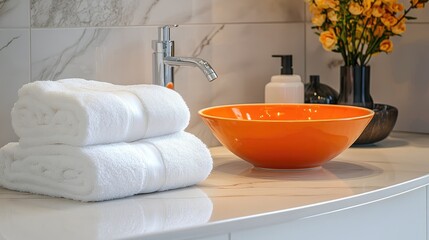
[152,25,218,88]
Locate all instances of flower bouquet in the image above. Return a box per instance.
[309,0,427,66]
[308,0,427,144]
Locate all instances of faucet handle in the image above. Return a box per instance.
[159,25,178,41]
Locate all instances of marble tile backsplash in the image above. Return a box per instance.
[0,29,30,145]
[0,0,428,147]
[0,0,29,27]
[30,0,304,27]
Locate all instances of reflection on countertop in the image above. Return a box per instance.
[0,187,213,240]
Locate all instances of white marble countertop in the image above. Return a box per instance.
[1,132,429,240]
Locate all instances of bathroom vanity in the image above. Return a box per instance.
[0,132,428,240]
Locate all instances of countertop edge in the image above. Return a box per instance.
[127,174,429,240]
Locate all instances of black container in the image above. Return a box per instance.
[304,75,338,104]
[337,65,374,109]
[353,104,398,145]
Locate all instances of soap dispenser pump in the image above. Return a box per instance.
[265,55,304,103]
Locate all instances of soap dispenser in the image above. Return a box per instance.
[304,75,339,104]
[265,55,304,103]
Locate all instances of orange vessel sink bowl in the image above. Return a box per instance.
[199,104,374,170]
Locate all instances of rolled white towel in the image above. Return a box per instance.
[0,131,212,202]
[11,78,190,147]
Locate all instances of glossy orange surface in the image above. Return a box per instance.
[199,104,374,169]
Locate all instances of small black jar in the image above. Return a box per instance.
[304,75,338,104]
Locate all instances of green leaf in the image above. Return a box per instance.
[405,16,418,20]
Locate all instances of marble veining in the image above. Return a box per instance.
[30,0,304,27]
[33,29,108,81]
[174,24,225,76]
[0,0,8,10]
[142,0,160,24]
[0,30,30,147]
[192,25,225,57]
[0,35,19,52]
[0,0,29,27]
[31,0,139,27]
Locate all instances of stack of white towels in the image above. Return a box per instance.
[0,79,213,201]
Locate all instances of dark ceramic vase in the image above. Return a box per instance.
[338,65,374,109]
[337,66,398,145]
[304,75,338,104]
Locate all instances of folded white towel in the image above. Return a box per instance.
[11,78,190,147]
[0,131,212,202]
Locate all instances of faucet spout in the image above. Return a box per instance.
[152,25,218,87]
[164,56,218,82]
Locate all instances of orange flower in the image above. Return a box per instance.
[412,0,425,8]
[380,39,394,52]
[315,0,339,9]
[382,0,396,6]
[373,0,382,6]
[309,3,323,14]
[372,6,385,17]
[327,0,340,8]
[327,9,339,22]
[308,0,426,65]
[319,29,338,51]
[363,0,374,11]
[349,2,364,15]
[381,13,398,27]
[312,13,327,26]
[392,20,406,34]
[389,3,404,12]
[314,0,327,8]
